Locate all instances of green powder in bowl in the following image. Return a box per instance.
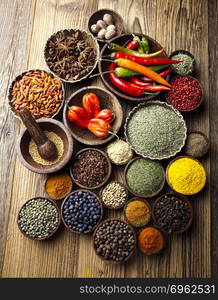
[171,52,194,76]
[125,158,165,197]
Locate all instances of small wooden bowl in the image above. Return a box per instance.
[17,197,61,241]
[124,157,165,198]
[124,198,151,227]
[93,218,136,264]
[88,9,125,43]
[184,131,209,158]
[16,118,73,174]
[61,190,103,234]
[44,172,73,201]
[152,193,193,234]
[98,33,168,102]
[165,75,203,112]
[70,148,112,190]
[8,69,65,120]
[169,49,195,75]
[100,181,129,210]
[166,156,207,196]
[106,138,134,166]
[63,86,123,146]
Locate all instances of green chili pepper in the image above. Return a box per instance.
[141,37,150,53]
[133,36,144,54]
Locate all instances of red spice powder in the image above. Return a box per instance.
[167,76,202,110]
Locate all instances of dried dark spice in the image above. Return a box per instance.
[45,30,97,81]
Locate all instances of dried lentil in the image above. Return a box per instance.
[125,200,151,227]
[107,139,132,164]
[101,182,128,209]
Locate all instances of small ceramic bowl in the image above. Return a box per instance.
[166,156,207,196]
[70,148,112,190]
[124,157,165,199]
[106,138,134,166]
[61,190,103,234]
[63,86,123,146]
[124,198,151,227]
[184,131,209,158]
[169,49,195,75]
[152,193,193,234]
[165,75,203,112]
[88,9,125,44]
[16,118,73,174]
[8,69,65,120]
[44,172,73,200]
[93,218,136,264]
[17,197,61,241]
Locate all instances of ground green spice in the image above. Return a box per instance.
[126,158,164,196]
[171,53,194,76]
[126,104,186,159]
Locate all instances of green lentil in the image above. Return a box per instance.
[171,53,194,76]
[18,198,59,239]
[126,104,186,159]
[126,158,164,196]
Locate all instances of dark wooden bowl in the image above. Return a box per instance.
[61,190,103,234]
[165,75,203,112]
[63,86,123,145]
[44,172,73,201]
[152,193,193,234]
[169,49,195,75]
[98,33,168,102]
[70,148,112,190]
[166,156,207,196]
[124,197,151,227]
[88,9,125,43]
[44,29,100,83]
[17,197,61,241]
[16,118,74,174]
[105,137,133,166]
[99,180,129,210]
[124,157,165,198]
[8,69,65,120]
[184,131,209,158]
[93,218,136,264]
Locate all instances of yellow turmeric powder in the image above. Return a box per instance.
[167,157,206,195]
[125,200,151,227]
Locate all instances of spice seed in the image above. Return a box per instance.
[101,182,128,209]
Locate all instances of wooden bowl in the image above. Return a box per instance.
[165,75,203,112]
[99,181,129,210]
[63,86,123,145]
[44,29,100,83]
[70,148,112,190]
[88,9,125,43]
[8,69,65,120]
[61,190,103,234]
[184,131,209,158]
[124,197,151,227]
[16,118,73,174]
[152,193,193,234]
[166,156,207,196]
[124,157,165,199]
[98,33,168,102]
[17,197,61,241]
[93,218,136,264]
[169,49,195,75]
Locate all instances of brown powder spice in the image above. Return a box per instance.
[138,227,164,255]
[125,200,151,227]
[45,173,73,199]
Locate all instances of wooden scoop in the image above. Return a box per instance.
[19,109,58,161]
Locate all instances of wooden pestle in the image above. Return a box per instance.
[19,109,58,161]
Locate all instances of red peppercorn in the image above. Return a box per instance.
[167,76,202,110]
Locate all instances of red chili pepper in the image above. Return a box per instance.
[95,109,114,123]
[130,77,151,87]
[82,92,100,118]
[140,69,173,83]
[68,106,90,128]
[125,40,139,50]
[87,118,112,139]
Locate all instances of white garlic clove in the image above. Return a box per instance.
[105,30,116,40]
[106,24,116,31]
[96,20,107,29]
[91,24,100,34]
[103,13,113,25]
[97,28,107,39]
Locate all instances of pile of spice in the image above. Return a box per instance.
[45,172,73,199]
[62,191,102,233]
[71,149,109,188]
[126,158,164,197]
[29,131,64,166]
[101,182,128,209]
[107,139,133,164]
[167,157,206,195]
[126,103,186,159]
[125,199,151,227]
[45,30,97,81]
[94,219,135,262]
[153,194,192,233]
[167,76,202,110]
[171,52,194,75]
[18,198,60,239]
[185,132,209,157]
[9,70,63,119]
[138,227,164,255]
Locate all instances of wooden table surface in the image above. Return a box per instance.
[0,0,217,278]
